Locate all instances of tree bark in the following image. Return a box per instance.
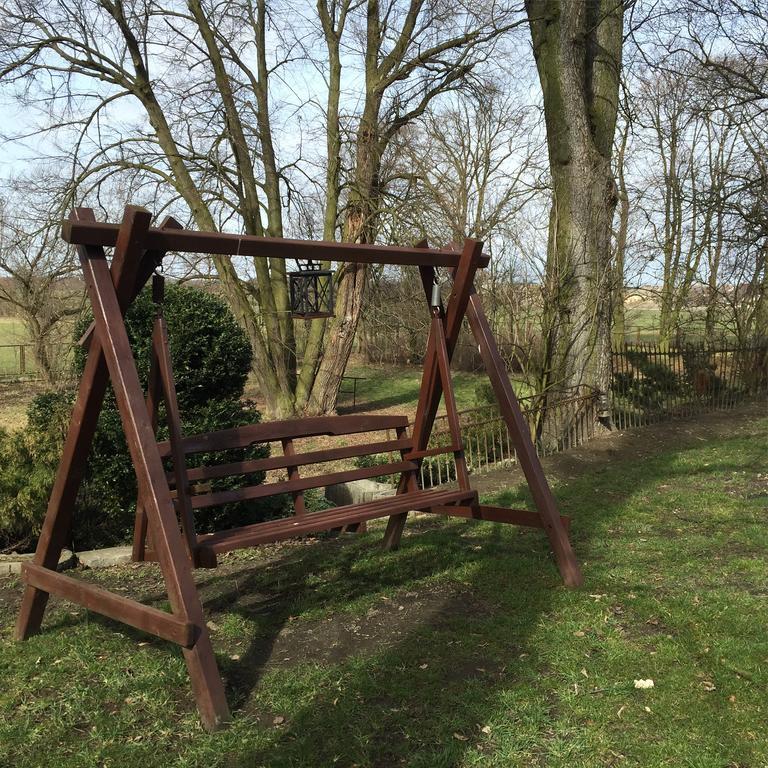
[526,0,623,444]
[612,115,630,348]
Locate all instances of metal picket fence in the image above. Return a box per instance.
[418,387,600,487]
[611,339,768,428]
[0,344,37,379]
[416,337,767,486]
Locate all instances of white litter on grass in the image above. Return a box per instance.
[634,679,655,689]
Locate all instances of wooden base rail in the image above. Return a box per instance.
[22,564,197,648]
[424,504,571,531]
[196,488,478,556]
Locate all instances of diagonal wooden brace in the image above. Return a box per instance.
[15,206,154,642]
[76,240,230,729]
[465,286,583,587]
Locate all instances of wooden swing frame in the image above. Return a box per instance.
[15,205,583,731]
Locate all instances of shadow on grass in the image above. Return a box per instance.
[336,389,420,415]
[26,422,762,766]
[205,442,754,766]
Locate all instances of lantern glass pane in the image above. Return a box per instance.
[289,269,334,319]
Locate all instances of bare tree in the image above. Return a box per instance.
[0,0,519,416]
[525,0,625,437]
[0,181,82,384]
[386,86,540,244]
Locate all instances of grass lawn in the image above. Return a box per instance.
[339,363,531,415]
[0,409,766,767]
[0,319,32,379]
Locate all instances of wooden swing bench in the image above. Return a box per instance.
[15,205,583,732]
[146,413,479,569]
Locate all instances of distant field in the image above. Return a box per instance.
[0,317,27,345]
[0,318,35,381]
[622,306,732,343]
[0,319,41,381]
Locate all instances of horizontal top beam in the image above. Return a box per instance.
[62,220,489,269]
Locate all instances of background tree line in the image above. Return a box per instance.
[0,0,765,425]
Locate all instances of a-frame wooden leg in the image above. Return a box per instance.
[430,310,472,494]
[132,221,184,565]
[17,207,230,730]
[15,206,153,641]
[384,241,483,549]
[77,241,230,729]
[132,305,163,564]
[465,287,583,587]
[151,310,200,563]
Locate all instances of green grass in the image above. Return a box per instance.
[0,417,766,766]
[622,306,741,343]
[0,319,32,377]
[340,363,531,414]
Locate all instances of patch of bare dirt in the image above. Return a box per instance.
[263,585,488,668]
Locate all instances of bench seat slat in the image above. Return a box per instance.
[158,414,410,458]
[171,438,413,485]
[189,461,418,510]
[197,488,477,555]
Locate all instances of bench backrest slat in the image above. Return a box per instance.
[158,414,409,458]
[189,461,417,510]
[171,437,413,485]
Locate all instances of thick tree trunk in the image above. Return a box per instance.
[307,263,367,413]
[305,89,383,414]
[526,0,623,446]
[612,121,630,348]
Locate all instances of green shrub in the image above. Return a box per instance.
[73,284,252,409]
[0,394,71,550]
[1,283,286,552]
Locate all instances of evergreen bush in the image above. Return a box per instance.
[0,284,285,552]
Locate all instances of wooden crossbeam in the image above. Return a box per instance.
[62,220,491,268]
[424,505,571,531]
[23,564,196,648]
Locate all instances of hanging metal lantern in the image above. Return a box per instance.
[289,259,334,319]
